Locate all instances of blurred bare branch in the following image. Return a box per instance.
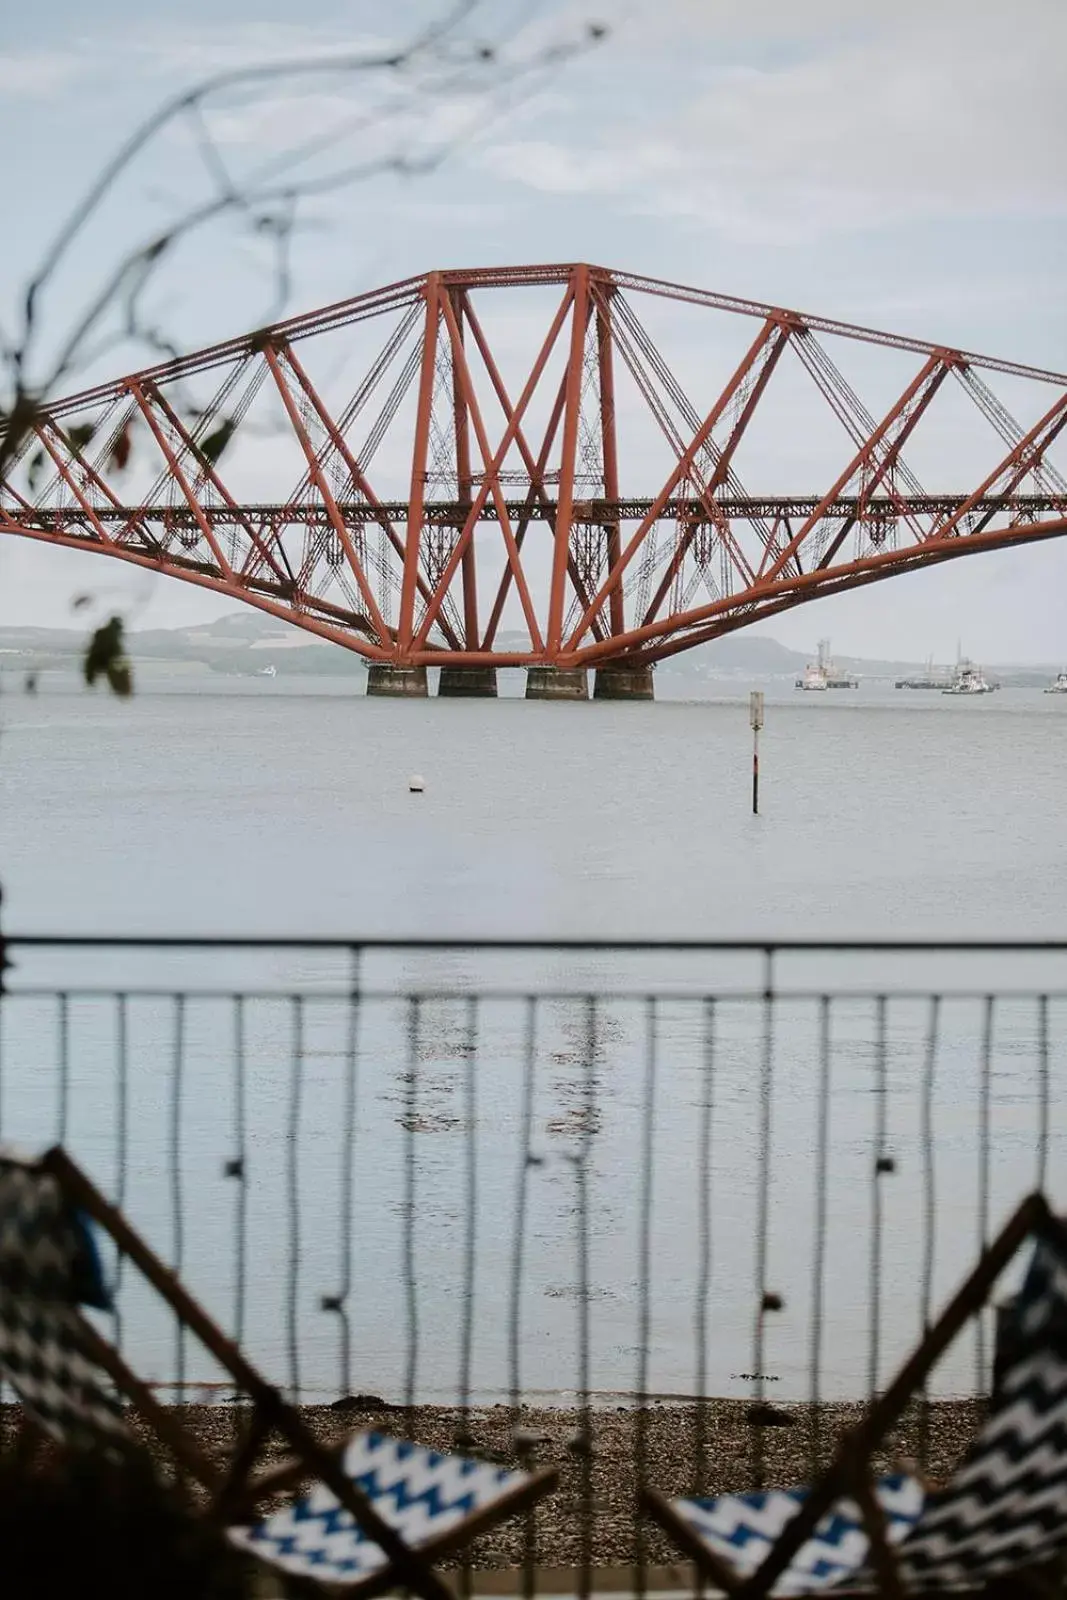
[0,2,608,483]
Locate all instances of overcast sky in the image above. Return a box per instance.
[2,0,1066,662]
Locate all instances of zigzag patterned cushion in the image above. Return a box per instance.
[228,1431,532,1585]
[665,1473,924,1595]
[0,1150,82,1301]
[891,1237,1067,1589]
[0,1286,127,1453]
[0,1145,110,1308]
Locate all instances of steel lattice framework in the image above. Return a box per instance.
[2,263,1066,668]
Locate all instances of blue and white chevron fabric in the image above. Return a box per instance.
[0,1145,111,1309]
[667,1472,924,1594]
[892,1236,1067,1589]
[229,1431,529,1585]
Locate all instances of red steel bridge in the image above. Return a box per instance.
[2,263,1065,697]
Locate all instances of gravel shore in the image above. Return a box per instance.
[104,1395,985,1570]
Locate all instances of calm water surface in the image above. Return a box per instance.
[0,672,1065,1403]
[3,671,1066,940]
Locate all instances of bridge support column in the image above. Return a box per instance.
[593,664,655,701]
[525,666,589,701]
[366,665,429,698]
[438,666,498,698]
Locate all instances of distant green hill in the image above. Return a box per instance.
[0,613,1057,685]
[0,613,365,678]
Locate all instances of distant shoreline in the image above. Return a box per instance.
[0,614,1062,689]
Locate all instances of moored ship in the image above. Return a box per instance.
[942,659,994,696]
[896,657,951,690]
[796,639,857,691]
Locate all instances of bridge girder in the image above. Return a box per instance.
[2,263,1065,667]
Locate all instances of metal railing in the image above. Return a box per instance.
[1,937,1065,1575]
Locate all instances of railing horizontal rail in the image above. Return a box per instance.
[6,986,1067,1004]
[9,936,1067,950]
[1,935,1064,1585]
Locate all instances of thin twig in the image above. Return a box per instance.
[19,0,484,352]
[0,3,605,479]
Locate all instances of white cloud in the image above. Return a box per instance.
[485,0,1067,240]
[0,51,85,98]
[127,22,386,80]
[629,0,1054,46]
[484,138,666,196]
[0,21,383,107]
[4,0,1065,657]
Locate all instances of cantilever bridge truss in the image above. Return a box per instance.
[2,263,1066,672]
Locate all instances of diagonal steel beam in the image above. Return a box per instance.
[145,382,292,588]
[263,345,392,647]
[761,353,951,584]
[461,296,606,648]
[595,285,624,639]
[37,406,161,557]
[412,288,558,652]
[572,513,1067,667]
[479,366,570,653]
[33,421,120,549]
[813,360,955,572]
[280,341,461,651]
[547,265,593,653]
[564,316,782,653]
[640,323,793,628]
[931,390,1067,543]
[601,296,763,606]
[127,381,236,580]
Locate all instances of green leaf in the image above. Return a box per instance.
[67,422,96,453]
[0,392,42,479]
[106,659,133,698]
[26,448,46,493]
[198,418,236,469]
[109,422,132,472]
[83,616,134,698]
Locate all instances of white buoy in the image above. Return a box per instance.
[409,774,425,793]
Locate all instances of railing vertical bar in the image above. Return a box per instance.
[232,996,248,1359]
[693,996,716,1496]
[338,947,362,1402]
[458,995,479,1600]
[869,994,888,1400]
[510,998,537,1417]
[404,995,421,1418]
[113,993,129,1357]
[286,995,304,1402]
[0,951,5,1408]
[57,991,69,1145]
[171,994,186,1406]
[7,933,1065,1534]
[510,997,539,1600]
[635,995,657,1597]
[919,994,941,1473]
[1037,994,1050,1192]
[809,995,831,1478]
[751,950,775,1489]
[576,995,597,1600]
[459,995,478,1427]
[977,995,994,1392]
